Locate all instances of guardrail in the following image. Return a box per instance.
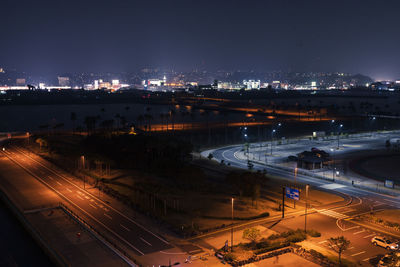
[58,202,139,266]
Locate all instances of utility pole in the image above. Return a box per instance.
[305,184,309,232]
[282,187,285,218]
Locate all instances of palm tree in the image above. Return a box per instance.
[84,116,97,135]
[159,113,165,131]
[137,115,144,131]
[70,112,77,133]
[169,109,176,132]
[115,113,121,129]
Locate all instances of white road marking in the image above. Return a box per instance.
[353,229,366,235]
[351,251,366,257]
[104,213,112,220]
[77,195,84,200]
[48,176,54,180]
[56,181,62,186]
[317,209,348,219]
[348,246,355,249]
[362,258,370,262]
[363,233,375,238]
[120,224,130,232]
[319,183,346,190]
[66,188,72,193]
[318,240,328,244]
[89,204,97,209]
[8,148,167,248]
[342,226,360,232]
[140,237,152,246]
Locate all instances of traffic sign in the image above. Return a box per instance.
[285,187,299,201]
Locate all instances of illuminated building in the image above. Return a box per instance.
[217,81,243,90]
[16,78,26,85]
[58,77,70,86]
[243,80,260,89]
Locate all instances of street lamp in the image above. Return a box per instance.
[304,184,309,232]
[337,124,343,149]
[231,198,234,251]
[81,155,86,189]
[330,148,335,181]
[271,129,276,155]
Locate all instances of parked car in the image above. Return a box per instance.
[372,236,399,250]
[378,252,400,267]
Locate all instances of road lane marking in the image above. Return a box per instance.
[351,251,366,257]
[342,226,360,232]
[56,181,62,186]
[7,147,169,247]
[104,213,112,220]
[318,240,327,244]
[2,149,146,255]
[317,209,348,219]
[362,258,370,262]
[66,188,72,193]
[363,233,375,238]
[89,204,97,209]
[77,195,84,200]
[48,176,54,180]
[353,229,366,235]
[120,224,130,232]
[140,237,152,246]
[348,246,355,249]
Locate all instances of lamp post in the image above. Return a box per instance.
[337,124,343,149]
[81,155,86,189]
[330,148,335,181]
[270,129,276,155]
[231,198,234,251]
[304,184,309,232]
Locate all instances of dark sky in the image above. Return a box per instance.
[2,0,400,79]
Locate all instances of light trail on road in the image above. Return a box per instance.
[1,145,172,257]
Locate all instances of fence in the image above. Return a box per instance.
[58,202,139,266]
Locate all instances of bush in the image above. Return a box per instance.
[307,229,321,237]
[224,253,236,261]
[255,242,288,255]
[309,249,327,260]
[286,232,306,243]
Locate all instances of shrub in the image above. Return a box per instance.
[286,232,306,243]
[307,229,321,237]
[243,228,262,244]
[224,253,236,261]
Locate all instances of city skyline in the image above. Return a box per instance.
[2,0,400,80]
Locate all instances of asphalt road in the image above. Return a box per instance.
[1,145,172,256]
[206,139,400,265]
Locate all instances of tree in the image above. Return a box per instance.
[382,252,400,267]
[84,116,97,135]
[242,227,261,245]
[70,112,77,133]
[251,183,261,208]
[327,236,350,266]
[35,138,47,150]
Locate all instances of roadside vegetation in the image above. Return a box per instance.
[22,132,278,236]
[219,228,321,263]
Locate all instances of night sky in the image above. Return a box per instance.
[2,0,400,79]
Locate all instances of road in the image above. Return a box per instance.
[204,135,400,265]
[1,144,173,257]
